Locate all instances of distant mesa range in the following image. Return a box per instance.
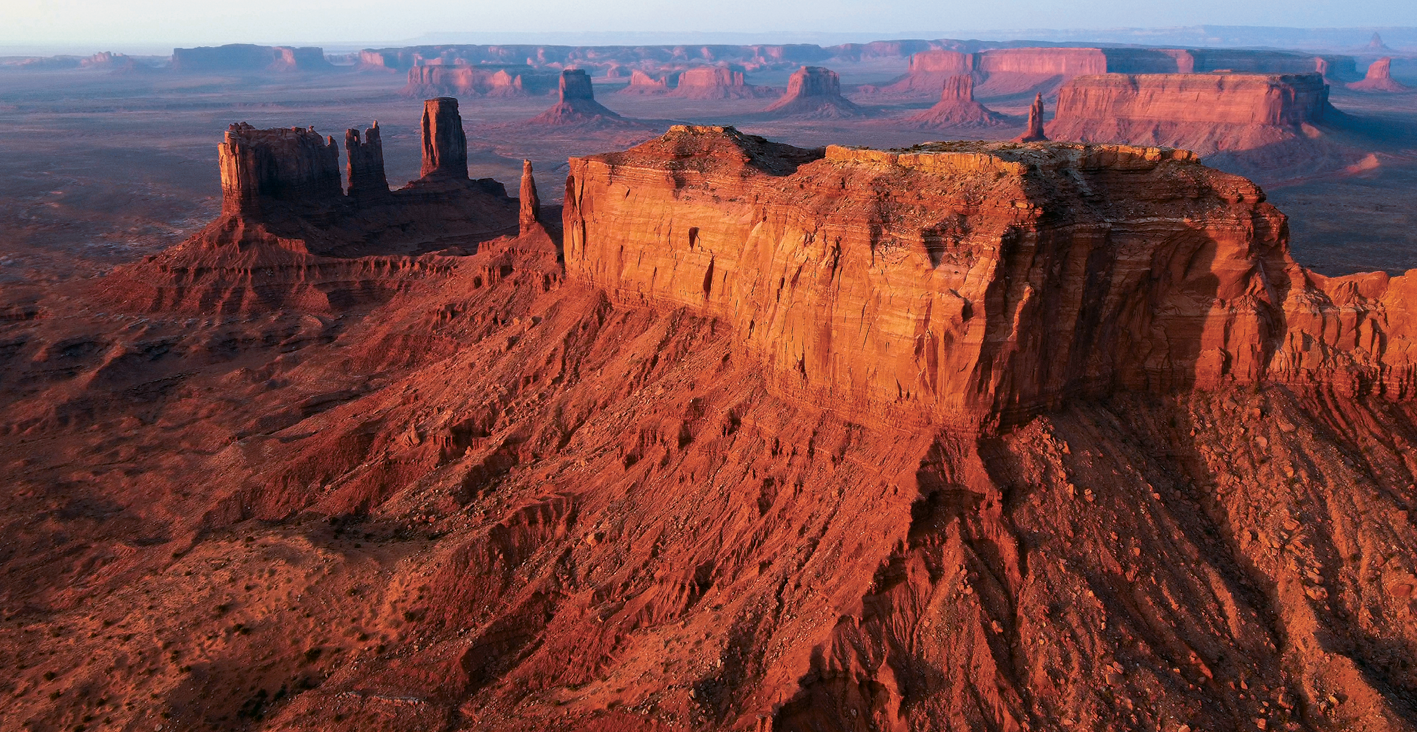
[864,46,1362,101]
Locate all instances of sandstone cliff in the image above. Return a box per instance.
[565,126,1414,432]
[419,97,469,180]
[1348,58,1410,92]
[403,63,554,97]
[903,75,1008,129]
[615,69,672,95]
[12,121,1417,732]
[1015,92,1048,141]
[218,123,342,217]
[761,65,866,119]
[172,44,331,73]
[668,66,771,99]
[344,122,389,202]
[1047,72,1350,180]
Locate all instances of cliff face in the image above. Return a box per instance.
[15,123,1417,732]
[867,46,1357,101]
[1047,72,1341,172]
[565,126,1413,432]
[1349,58,1410,92]
[762,65,866,118]
[903,74,1007,129]
[218,123,341,216]
[172,44,330,72]
[669,66,770,99]
[344,122,389,202]
[615,69,671,95]
[420,97,469,180]
[403,64,547,97]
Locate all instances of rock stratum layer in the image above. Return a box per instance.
[403,64,555,97]
[865,46,1358,100]
[566,126,1414,431]
[669,66,771,99]
[8,124,1417,732]
[1047,72,1352,181]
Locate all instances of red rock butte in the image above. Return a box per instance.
[528,68,638,127]
[1048,72,1334,155]
[1348,57,1410,93]
[762,65,866,118]
[420,97,469,180]
[565,125,1414,432]
[404,64,550,98]
[904,75,1008,129]
[866,46,1357,100]
[669,66,770,99]
[11,117,1417,732]
[616,68,671,95]
[218,123,341,216]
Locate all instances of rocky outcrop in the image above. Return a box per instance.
[761,65,866,118]
[615,69,671,95]
[528,69,637,127]
[519,160,541,235]
[903,75,1007,128]
[420,97,469,180]
[344,122,389,201]
[403,64,553,97]
[565,125,1414,432]
[172,44,330,73]
[1348,58,1409,92]
[218,123,341,216]
[668,66,770,99]
[1015,93,1048,141]
[1048,73,1335,156]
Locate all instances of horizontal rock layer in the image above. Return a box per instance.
[565,126,1414,432]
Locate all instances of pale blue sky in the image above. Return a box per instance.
[4,0,1415,51]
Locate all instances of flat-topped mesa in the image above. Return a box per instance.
[762,66,865,118]
[1048,72,1334,155]
[518,160,541,235]
[344,122,389,201]
[616,69,671,95]
[669,66,770,99]
[172,44,330,73]
[1348,58,1409,92]
[564,126,1415,432]
[528,69,630,126]
[906,74,1007,129]
[1015,93,1048,141]
[404,64,545,98]
[420,97,469,180]
[218,123,341,216]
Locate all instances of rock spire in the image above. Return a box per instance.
[519,160,541,235]
[1015,93,1048,142]
[420,97,468,180]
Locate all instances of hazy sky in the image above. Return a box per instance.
[5,0,1416,49]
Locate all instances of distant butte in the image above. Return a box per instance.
[1348,57,1409,92]
[528,69,649,128]
[761,65,868,119]
[904,74,1008,129]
